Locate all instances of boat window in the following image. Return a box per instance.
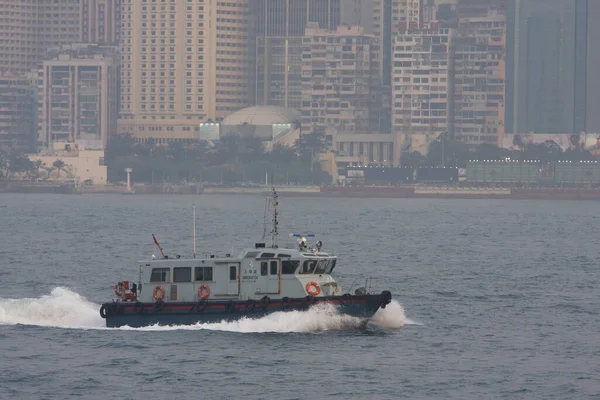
[150,268,170,282]
[229,266,237,281]
[282,260,299,274]
[314,260,328,274]
[245,251,260,258]
[300,260,317,274]
[194,266,213,281]
[270,260,278,275]
[278,253,291,258]
[261,261,267,276]
[325,259,336,274]
[260,252,275,258]
[173,267,191,282]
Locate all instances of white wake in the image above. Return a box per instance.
[0,287,103,328]
[0,287,416,332]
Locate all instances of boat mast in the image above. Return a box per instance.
[193,203,196,258]
[270,187,279,248]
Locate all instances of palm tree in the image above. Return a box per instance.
[53,159,65,179]
[32,160,45,180]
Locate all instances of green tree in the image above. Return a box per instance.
[400,151,427,167]
[6,153,34,179]
[106,133,137,158]
[52,159,66,179]
[31,159,45,180]
[473,143,512,161]
[294,132,326,170]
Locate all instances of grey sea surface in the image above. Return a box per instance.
[0,194,598,400]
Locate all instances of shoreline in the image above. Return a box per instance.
[3,182,600,200]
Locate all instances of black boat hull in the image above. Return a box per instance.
[100,292,392,328]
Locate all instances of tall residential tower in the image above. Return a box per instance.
[0,0,120,74]
[250,0,341,108]
[118,0,250,141]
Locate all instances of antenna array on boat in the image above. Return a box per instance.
[193,203,197,259]
[270,187,279,248]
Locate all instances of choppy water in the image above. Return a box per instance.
[0,194,599,399]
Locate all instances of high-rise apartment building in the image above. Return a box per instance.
[372,0,423,132]
[300,24,375,136]
[0,0,120,74]
[118,0,250,141]
[341,0,374,33]
[80,0,121,45]
[507,0,600,134]
[453,12,506,146]
[391,23,454,157]
[251,0,341,108]
[0,73,37,151]
[373,0,423,88]
[39,44,119,149]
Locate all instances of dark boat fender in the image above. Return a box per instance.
[245,299,256,313]
[134,301,144,314]
[260,296,270,310]
[195,299,207,312]
[100,304,108,318]
[280,297,291,310]
[225,300,235,312]
[154,300,165,312]
[379,291,392,309]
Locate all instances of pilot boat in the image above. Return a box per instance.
[99,188,392,328]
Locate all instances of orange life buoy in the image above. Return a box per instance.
[114,281,123,297]
[198,284,210,300]
[306,281,320,296]
[153,285,165,301]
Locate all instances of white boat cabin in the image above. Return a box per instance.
[133,243,342,303]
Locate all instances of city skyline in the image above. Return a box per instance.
[0,0,598,167]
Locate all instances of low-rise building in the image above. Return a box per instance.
[28,141,107,184]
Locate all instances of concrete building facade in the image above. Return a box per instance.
[28,141,107,184]
[251,0,341,109]
[39,45,118,150]
[391,23,454,158]
[0,73,37,151]
[118,0,250,140]
[80,0,121,45]
[506,0,600,135]
[300,24,375,137]
[453,11,505,147]
[341,0,373,33]
[372,0,424,132]
[0,0,120,74]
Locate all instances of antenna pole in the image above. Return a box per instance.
[193,203,197,258]
[270,187,279,248]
